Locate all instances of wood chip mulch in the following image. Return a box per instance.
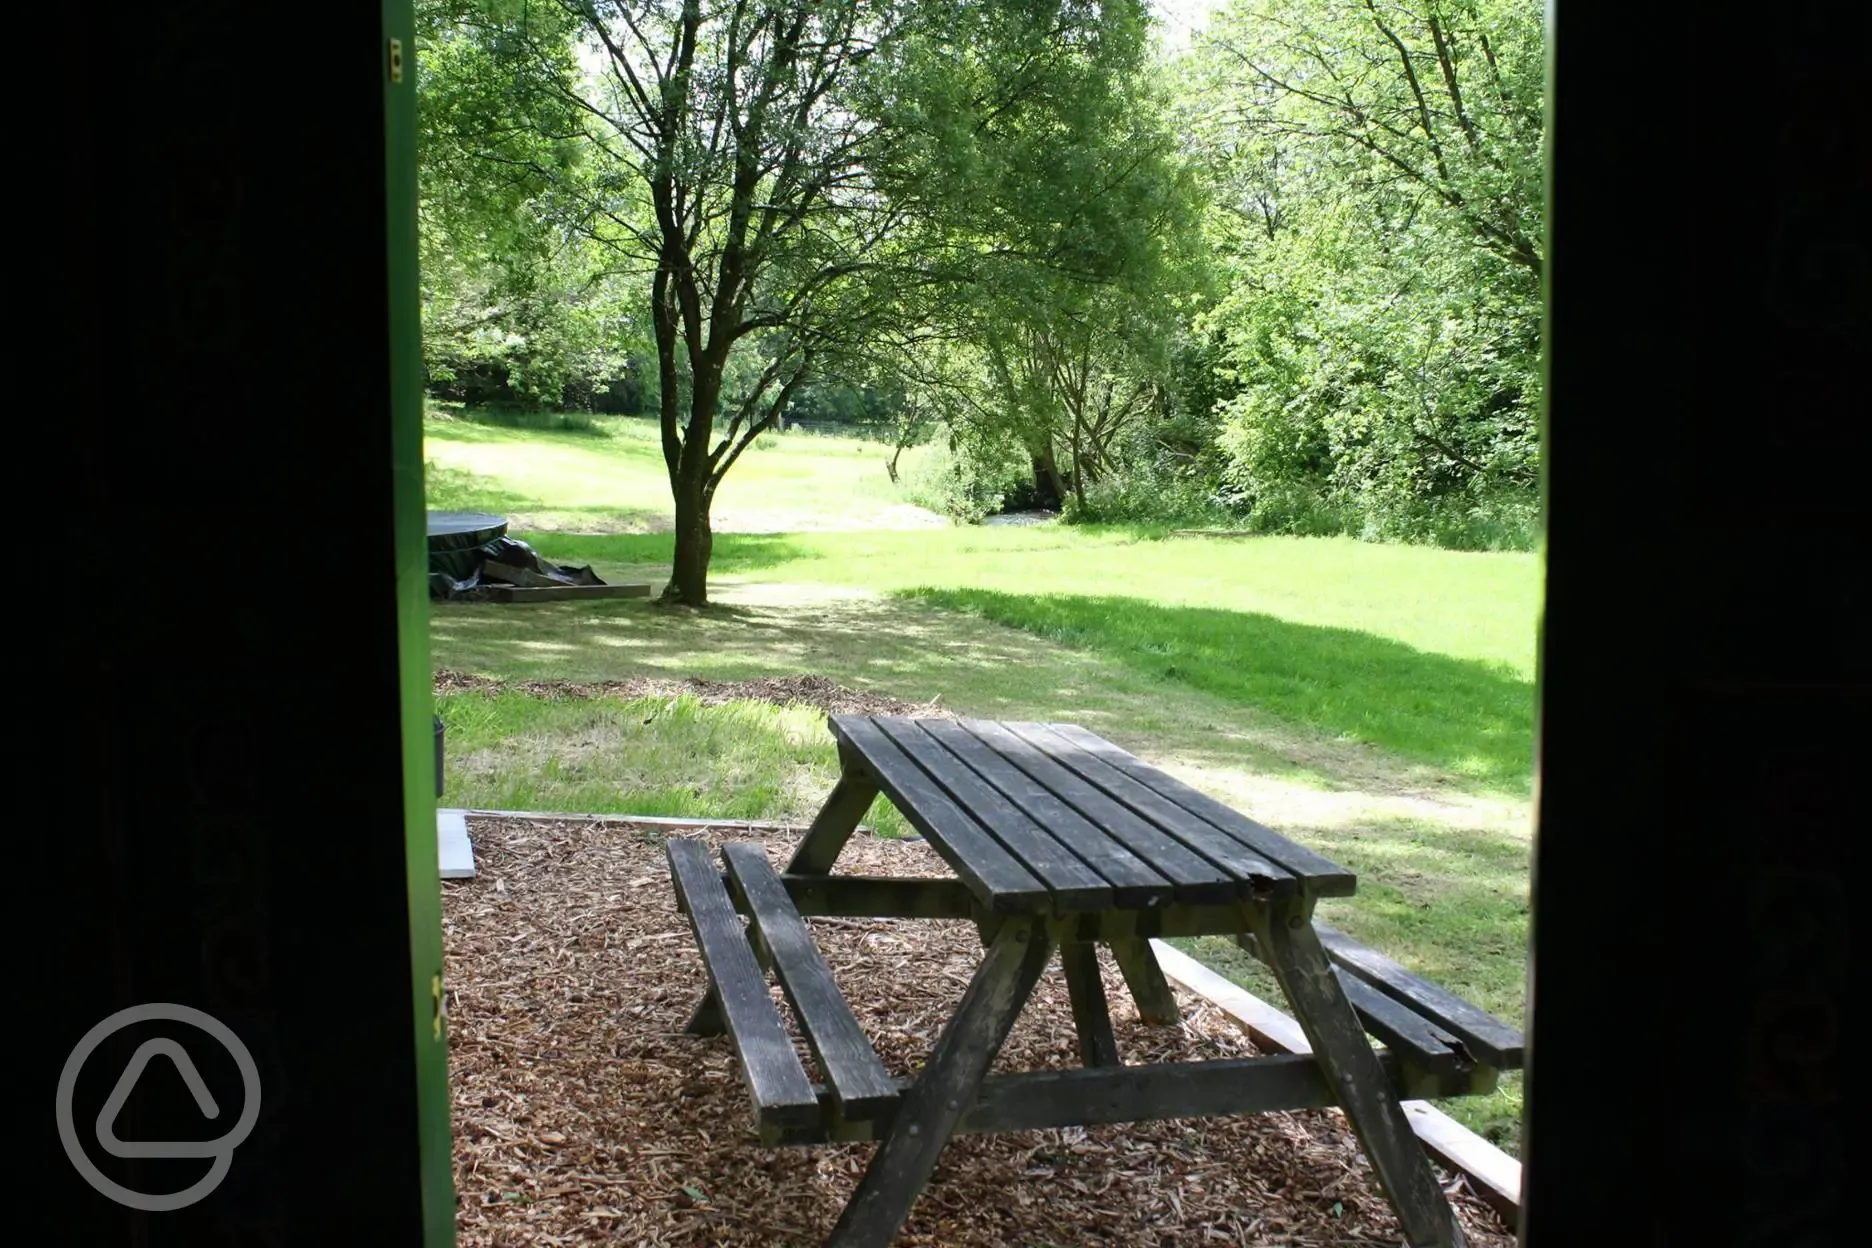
[435,670,953,720]
[444,816,1513,1247]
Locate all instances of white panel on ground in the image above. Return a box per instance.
[438,808,476,879]
[1148,938,1522,1218]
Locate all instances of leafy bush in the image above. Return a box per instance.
[901,432,1032,523]
[1358,489,1542,552]
[1184,0,1545,557]
[1060,461,1235,528]
[1235,482,1354,538]
[433,402,610,436]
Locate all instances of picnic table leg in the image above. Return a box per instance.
[1061,942,1120,1067]
[685,990,725,1035]
[826,917,1055,1248]
[786,771,881,875]
[684,932,773,1035]
[1247,902,1467,1248]
[1109,937,1182,1026]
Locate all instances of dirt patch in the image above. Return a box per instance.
[445,815,1513,1246]
[436,669,954,720]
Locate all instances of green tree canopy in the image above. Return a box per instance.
[1180,0,1544,544]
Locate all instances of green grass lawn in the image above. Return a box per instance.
[425,410,941,534]
[426,414,1537,1151]
[489,526,1539,794]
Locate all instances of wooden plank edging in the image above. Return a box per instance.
[455,808,877,835]
[1148,939,1523,1220]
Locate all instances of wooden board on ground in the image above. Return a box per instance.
[484,582,653,602]
[1148,939,1522,1220]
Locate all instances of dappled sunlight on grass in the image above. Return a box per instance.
[431,584,1524,822]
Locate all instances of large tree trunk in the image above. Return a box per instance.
[663,353,723,606]
[665,471,713,606]
[1034,441,1069,510]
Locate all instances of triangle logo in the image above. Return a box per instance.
[95,1038,224,1159]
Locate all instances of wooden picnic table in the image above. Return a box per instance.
[669,716,1520,1248]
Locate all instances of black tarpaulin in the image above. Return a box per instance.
[426,511,607,600]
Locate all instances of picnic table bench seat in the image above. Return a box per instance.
[666,715,1522,1247]
[668,838,898,1136]
[671,835,1524,1139]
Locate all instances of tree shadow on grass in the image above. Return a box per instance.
[902,588,1535,795]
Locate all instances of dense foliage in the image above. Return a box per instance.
[418,0,1546,567]
[1185,0,1544,547]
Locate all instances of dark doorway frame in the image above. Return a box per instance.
[33,2,1865,1246]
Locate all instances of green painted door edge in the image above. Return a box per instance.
[384,0,457,1242]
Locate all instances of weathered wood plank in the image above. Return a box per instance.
[1150,939,1518,1218]
[785,771,880,875]
[665,838,819,1130]
[1046,723,1357,897]
[1235,931,1477,1075]
[1007,722,1300,899]
[1109,937,1182,1026]
[1331,962,1476,1076]
[825,919,1055,1248]
[1315,922,1525,1069]
[957,720,1240,904]
[721,843,899,1122]
[964,1049,1481,1134]
[764,1052,1492,1145]
[829,717,1049,912]
[875,717,1113,911]
[1148,938,1313,1053]
[747,892,1258,940]
[1060,942,1121,1067]
[775,874,979,922]
[1402,1100,1523,1220]
[915,718,1175,908]
[1249,902,1465,1248]
[475,809,872,835]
